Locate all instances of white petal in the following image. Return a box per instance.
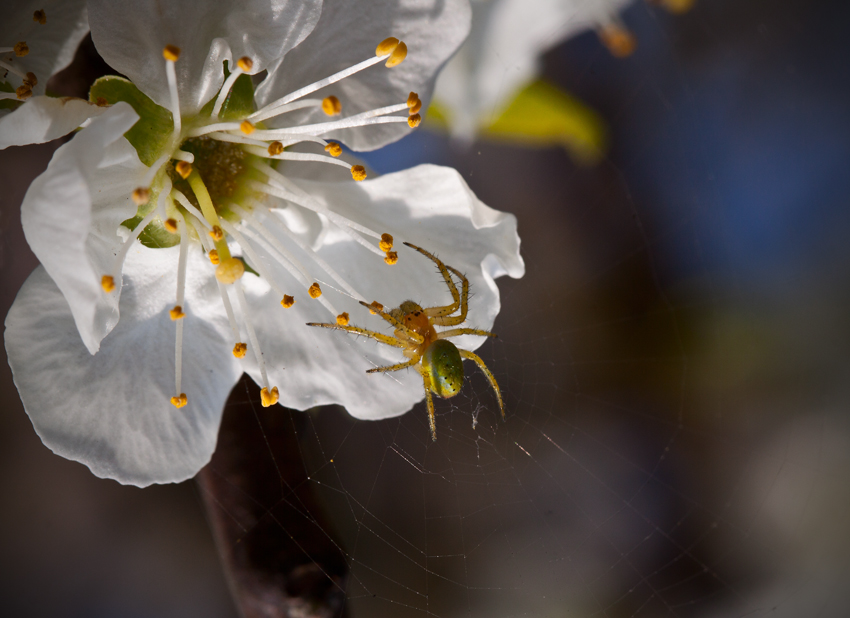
[87,0,322,114]
[256,0,471,151]
[0,96,106,150]
[1,0,88,97]
[435,0,634,136]
[241,164,523,421]
[20,102,145,354]
[5,246,241,487]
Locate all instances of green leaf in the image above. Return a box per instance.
[89,76,173,166]
[483,80,608,165]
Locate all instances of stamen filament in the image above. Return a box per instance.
[172,150,194,163]
[143,151,173,187]
[247,98,322,124]
[188,122,242,138]
[212,67,244,118]
[156,176,173,221]
[250,54,390,122]
[242,146,353,170]
[165,58,181,135]
[233,281,269,389]
[205,131,269,147]
[111,208,158,277]
[173,212,189,399]
[172,190,212,230]
[188,216,242,344]
[228,207,313,283]
[248,114,410,138]
[0,59,27,80]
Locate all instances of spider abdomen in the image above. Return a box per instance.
[423,339,464,399]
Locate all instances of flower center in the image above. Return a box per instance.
[102,38,418,410]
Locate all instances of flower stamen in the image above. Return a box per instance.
[322,95,342,116]
[163,45,182,134]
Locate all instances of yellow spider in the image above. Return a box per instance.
[307,243,504,440]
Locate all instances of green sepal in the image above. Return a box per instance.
[121,212,180,249]
[89,76,173,166]
[238,256,259,278]
[483,80,607,165]
[220,61,255,120]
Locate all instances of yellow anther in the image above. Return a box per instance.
[33,9,47,24]
[407,91,419,107]
[322,95,342,116]
[101,275,115,293]
[95,97,109,107]
[308,282,322,299]
[216,257,245,284]
[407,114,421,128]
[175,160,193,179]
[169,305,186,320]
[171,393,188,408]
[351,165,367,181]
[14,42,29,57]
[324,142,342,157]
[599,25,637,58]
[164,218,178,233]
[232,342,248,358]
[237,56,254,72]
[336,312,350,326]
[379,233,394,252]
[208,249,220,265]
[376,37,399,56]
[209,225,224,241]
[268,141,284,156]
[281,294,295,308]
[385,41,408,68]
[409,99,422,115]
[368,301,384,315]
[384,251,398,265]
[240,120,255,135]
[16,85,32,100]
[132,187,151,205]
[24,72,38,87]
[260,386,279,407]
[163,44,181,62]
[659,0,695,14]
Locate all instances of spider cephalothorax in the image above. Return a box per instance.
[307,243,504,440]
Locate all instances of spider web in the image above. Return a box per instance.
[2,0,850,616]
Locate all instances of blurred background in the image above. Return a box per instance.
[2,0,850,616]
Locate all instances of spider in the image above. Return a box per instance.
[307,242,504,441]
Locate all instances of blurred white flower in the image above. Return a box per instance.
[4,0,524,486]
[433,0,693,143]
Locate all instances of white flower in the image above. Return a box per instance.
[433,0,691,140]
[4,0,525,487]
[0,1,101,146]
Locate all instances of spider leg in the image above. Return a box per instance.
[367,354,421,374]
[459,349,505,421]
[430,265,469,326]
[404,242,460,317]
[306,322,407,348]
[436,327,496,340]
[358,301,424,344]
[420,370,438,441]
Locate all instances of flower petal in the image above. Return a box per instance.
[5,246,241,487]
[241,164,523,421]
[20,102,145,354]
[0,95,106,149]
[87,0,322,114]
[435,0,633,138]
[1,0,89,98]
[256,0,471,151]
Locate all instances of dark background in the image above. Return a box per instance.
[2,0,849,616]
